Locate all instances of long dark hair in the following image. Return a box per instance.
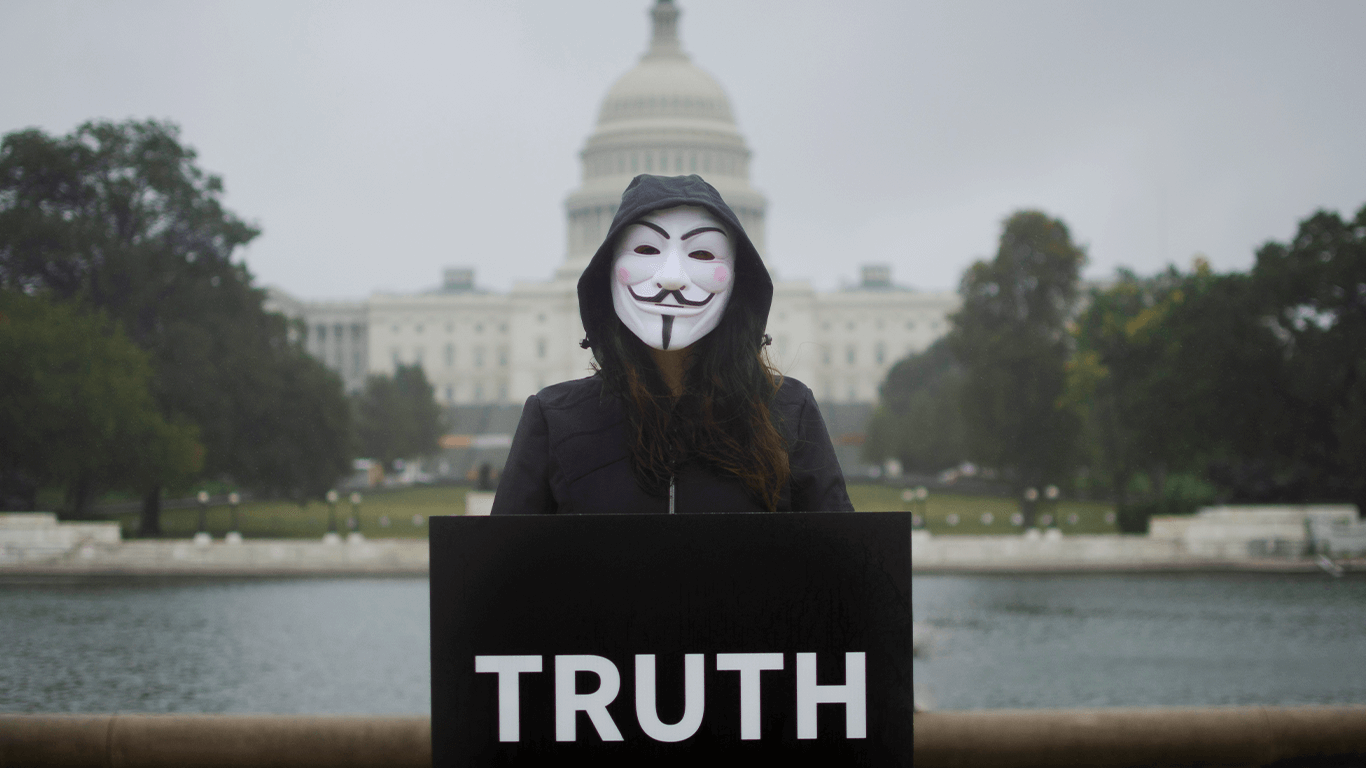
[591,291,791,511]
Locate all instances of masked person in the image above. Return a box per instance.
[491,174,852,515]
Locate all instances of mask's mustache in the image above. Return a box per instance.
[628,286,716,306]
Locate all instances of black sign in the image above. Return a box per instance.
[430,512,912,765]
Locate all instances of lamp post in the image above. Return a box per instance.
[194,491,211,545]
[348,492,363,542]
[1023,487,1039,529]
[324,490,341,544]
[226,492,242,544]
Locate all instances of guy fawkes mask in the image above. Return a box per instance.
[610,205,735,351]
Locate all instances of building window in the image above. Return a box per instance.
[875,342,886,365]
[475,323,484,334]
[445,344,454,367]
[352,324,363,341]
[498,382,508,402]
[475,348,485,368]
[317,325,327,342]
[498,346,508,366]
[822,345,831,366]
[846,345,856,365]
[537,338,547,359]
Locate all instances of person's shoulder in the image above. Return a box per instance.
[774,375,816,407]
[532,375,608,412]
[771,376,818,433]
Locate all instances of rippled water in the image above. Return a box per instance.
[0,578,429,714]
[913,573,1366,710]
[4,574,1364,713]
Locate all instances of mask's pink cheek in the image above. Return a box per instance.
[713,265,730,284]
[617,267,631,284]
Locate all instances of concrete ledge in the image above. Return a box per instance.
[911,534,1366,573]
[0,714,430,768]
[913,706,1366,768]
[0,539,429,577]
[5,708,1364,766]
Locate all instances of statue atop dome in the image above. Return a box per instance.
[646,0,684,60]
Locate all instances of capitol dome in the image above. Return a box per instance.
[558,0,768,279]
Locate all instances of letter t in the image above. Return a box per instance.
[716,652,784,740]
[474,655,543,742]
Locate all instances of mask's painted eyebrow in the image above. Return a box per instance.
[682,226,726,240]
[634,221,670,239]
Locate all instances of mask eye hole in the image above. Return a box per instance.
[634,245,660,255]
[689,250,715,261]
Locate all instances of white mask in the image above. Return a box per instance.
[610,205,736,351]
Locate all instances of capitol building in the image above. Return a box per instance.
[268,1,956,434]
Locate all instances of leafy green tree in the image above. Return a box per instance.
[1251,204,1366,516]
[1066,262,1282,529]
[355,364,442,476]
[948,211,1085,517]
[0,292,202,513]
[863,338,969,474]
[0,119,353,532]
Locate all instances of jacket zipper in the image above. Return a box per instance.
[669,476,675,514]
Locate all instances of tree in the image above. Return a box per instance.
[948,210,1085,516]
[1066,262,1282,529]
[1251,204,1366,516]
[355,364,442,476]
[863,338,969,474]
[1,119,353,532]
[0,292,202,513]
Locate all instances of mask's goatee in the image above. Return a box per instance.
[661,315,674,349]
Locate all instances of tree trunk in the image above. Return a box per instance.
[139,486,162,537]
[1153,463,1169,515]
[64,476,93,519]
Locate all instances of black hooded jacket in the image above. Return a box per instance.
[490,174,852,515]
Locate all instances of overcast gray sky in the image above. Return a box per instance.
[3,0,1364,300]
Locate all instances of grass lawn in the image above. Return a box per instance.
[110,485,474,539]
[106,483,1119,538]
[846,483,1119,535]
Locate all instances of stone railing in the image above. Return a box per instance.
[914,705,1366,768]
[0,513,120,564]
[4,707,1365,766]
[0,714,429,768]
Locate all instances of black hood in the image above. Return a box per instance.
[577,174,773,350]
